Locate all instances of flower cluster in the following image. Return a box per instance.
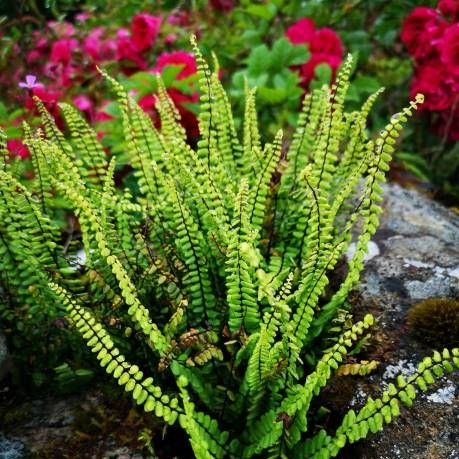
[401,0,459,140]
[5,11,200,159]
[285,18,343,89]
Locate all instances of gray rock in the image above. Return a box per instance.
[0,389,157,459]
[343,183,459,459]
[0,434,26,459]
[100,446,157,459]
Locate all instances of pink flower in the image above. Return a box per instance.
[401,7,447,61]
[164,33,178,46]
[50,38,79,65]
[75,12,90,22]
[26,34,48,63]
[285,18,316,45]
[440,24,459,76]
[154,51,197,79]
[83,27,104,60]
[18,74,39,89]
[131,13,161,52]
[167,11,189,26]
[27,50,43,63]
[48,21,75,37]
[6,139,29,159]
[83,27,116,62]
[73,95,93,112]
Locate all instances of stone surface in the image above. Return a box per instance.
[338,183,459,459]
[0,434,26,459]
[0,388,160,459]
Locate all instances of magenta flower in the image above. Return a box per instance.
[131,13,161,52]
[18,74,38,89]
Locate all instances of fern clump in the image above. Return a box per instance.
[0,37,457,458]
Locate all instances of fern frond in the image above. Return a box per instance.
[295,347,459,459]
[226,179,260,333]
[59,102,108,187]
[50,282,181,425]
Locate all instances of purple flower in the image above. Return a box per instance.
[18,74,38,89]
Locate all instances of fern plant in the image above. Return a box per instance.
[1,37,458,458]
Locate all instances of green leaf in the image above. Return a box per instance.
[102,102,121,118]
[246,44,272,76]
[257,86,286,104]
[246,4,277,20]
[271,38,309,68]
[161,65,186,86]
[310,63,332,90]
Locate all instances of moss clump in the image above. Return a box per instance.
[407,298,459,347]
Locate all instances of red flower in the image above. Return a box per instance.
[131,13,161,52]
[285,18,316,45]
[116,29,147,70]
[50,38,78,65]
[154,51,197,79]
[310,28,343,58]
[299,53,342,88]
[146,52,198,138]
[23,86,62,126]
[138,88,198,139]
[440,24,459,76]
[29,86,60,107]
[438,0,459,21]
[410,62,456,111]
[138,94,156,112]
[401,7,447,61]
[6,139,29,159]
[168,88,199,139]
[138,94,161,129]
[210,0,234,13]
[286,18,343,89]
[95,100,114,123]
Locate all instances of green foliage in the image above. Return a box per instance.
[230,37,308,133]
[1,38,457,458]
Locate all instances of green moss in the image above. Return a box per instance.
[0,401,31,427]
[407,298,459,347]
